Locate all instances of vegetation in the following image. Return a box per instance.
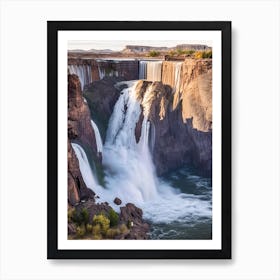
[108,208,119,227]
[148,50,160,57]
[194,50,212,59]
[71,207,89,225]
[167,48,212,59]
[92,213,110,234]
[68,207,131,240]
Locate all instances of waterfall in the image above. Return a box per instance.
[101,81,211,224]
[103,81,158,203]
[91,120,103,154]
[68,64,92,90]
[139,61,147,79]
[139,61,162,82]
[71,143,99,192]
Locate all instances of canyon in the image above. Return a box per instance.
[68,54,212,240]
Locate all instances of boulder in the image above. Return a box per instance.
[113,197,122,205]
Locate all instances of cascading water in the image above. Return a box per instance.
[139,61,162,82]
[103,81,158,203]
[71,143,99,192]
[68,64,92,90]
[91,120,103,154]
[139,61,147,80]
[101,81,212,234]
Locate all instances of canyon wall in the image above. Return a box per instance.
[69,58,212,176]
[68,59,139,86]
[68,74,98,205]
[134,64,212,176]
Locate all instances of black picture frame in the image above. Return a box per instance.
[47,21,231,259]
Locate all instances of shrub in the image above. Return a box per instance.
[184,49,195,55]
[148,50,160,57]
[76,224,86,237]
[106,228,121,239]
[86,223,93,233]
[108,208,119,227]
[119,223,129,234]
[92,224,101,235]
[68,208,75,222]
[93,214,110,234]
[176,48,185,55]
[194,50,212,59]
[168,50,176,56]
[72,207,89,225]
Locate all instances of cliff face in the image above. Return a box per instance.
[83,77,124,139]
[134,58,212,175]
[68,74,98,205]
[68,59,139,83]
[180,59,212,132]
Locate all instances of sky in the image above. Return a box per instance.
[68,40,212,51]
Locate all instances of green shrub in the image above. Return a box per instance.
[76,224,86,237]
[108,209,119,227]
[184,49,195,55]
[93,214,110,234]
[148,50,160,57]
[176,48,185,55]
[72,208,89,225]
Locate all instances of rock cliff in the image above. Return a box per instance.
[134,58,212,175]
[68,74,98,205]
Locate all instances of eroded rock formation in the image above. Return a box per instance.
[134,58,212,175]
[68,74,98,205]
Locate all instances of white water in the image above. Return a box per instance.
[68,64,92,90]
[72,81,211,224]
[91,120,103,154]
[139,61,162,82]
[103,81,158,203]
[101,81,211,224]
[71,143,100,193]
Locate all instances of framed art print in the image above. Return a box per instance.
[47,21,231,259]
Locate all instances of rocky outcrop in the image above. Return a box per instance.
[180,58,212,132]
[68,74,98,155]
[83,77,124,139]
[68,74,98,205]
[119,203,150,239]
[134,59,212,175]
[69,200,150,240]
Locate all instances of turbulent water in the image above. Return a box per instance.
[72,80,212,239]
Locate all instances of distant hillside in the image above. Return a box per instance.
[123,44,211,53]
